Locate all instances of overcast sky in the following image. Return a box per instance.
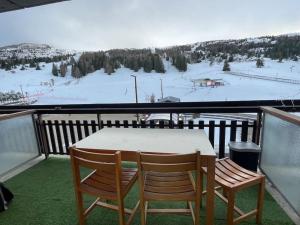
[0,0,299,51]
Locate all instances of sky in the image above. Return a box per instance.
[0,0,299,51]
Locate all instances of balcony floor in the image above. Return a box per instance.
[0,157,295,225]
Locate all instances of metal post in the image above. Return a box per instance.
[131,75,139,121]
[160,78,164,99]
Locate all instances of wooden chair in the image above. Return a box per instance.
[137,151,202,225]
[70,147,140,225]
[202,158,265,225]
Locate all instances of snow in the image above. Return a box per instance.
[0,43,76,60]
[1,58,300,105]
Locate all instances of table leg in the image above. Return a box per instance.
[206,156,216,225]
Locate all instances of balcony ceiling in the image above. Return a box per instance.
[0,0,68,13]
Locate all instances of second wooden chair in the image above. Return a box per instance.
[137,151,202,225]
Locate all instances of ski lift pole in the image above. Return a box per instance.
[131,75,139,122]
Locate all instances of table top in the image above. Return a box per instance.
[74,128,216,156]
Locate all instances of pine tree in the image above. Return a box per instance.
[29,60,36,68]
[104,59,115,75]
[256,58,264,68]
[60,62,67,77]
[71,64,82,78]
[222,60,230,71]
[36,63,41,70]
[153,54,165,73]
[228,55,234,62]
[143,55,153,73]
[5,62,12,71]
[70,56,76,65]
[52,63,58,76]
[150,93,155,103]
[209,57,214,66]
[174,55,187,72]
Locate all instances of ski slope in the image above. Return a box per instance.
[0,58,300,104]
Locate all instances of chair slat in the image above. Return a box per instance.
[145,178,192,187]
[146,173,189,182]
[144,185,194,193]
[144,191,195,201]
[75,157,115,171]
[216,163,247,182]
[72,148,116,162]
[140,152,197,163]
[224,159,259,177]
[141,162,196,172]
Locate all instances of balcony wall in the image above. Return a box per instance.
[0,111,40,177]
[260,107,300,216]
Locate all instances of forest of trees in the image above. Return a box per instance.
[70,50,167,78]
[1,34,300,77]
[0,54,72,71]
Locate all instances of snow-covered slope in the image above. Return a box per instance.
[1,58,300,104]
[0,43,76,59]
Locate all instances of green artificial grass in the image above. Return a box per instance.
[0,157,295,225]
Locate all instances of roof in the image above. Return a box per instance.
[157,96,180,103]
[0,0,68,13]
[146,113,178,123]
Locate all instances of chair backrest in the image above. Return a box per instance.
[70,147,118,171]
[137,151,201,173]
[69,147,123,194]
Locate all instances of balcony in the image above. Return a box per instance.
[0,100,299,225]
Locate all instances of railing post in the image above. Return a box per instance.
[241,121,248,142]
[115,120,121,128]
[97,113,102,130]
[209,121,215,148]
[37,114,50,159]
[230,121,237,142]
[255,112,262,145]
[159,120,164,128]
[188,120,194,129]
[198,120,204,129]
[219,121,226,159]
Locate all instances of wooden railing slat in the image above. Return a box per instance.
[54,120,64,155]
[61,120,69,154]
[47,120,57,154]
[76,120,83,141]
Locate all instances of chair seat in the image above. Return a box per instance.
[80,168,138,200]
[143,171,196,201]
[203,158,263,190]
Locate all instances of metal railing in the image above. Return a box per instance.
[0,99,299,159]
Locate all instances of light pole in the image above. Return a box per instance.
[130,75,139,121]
[160,78,164,99]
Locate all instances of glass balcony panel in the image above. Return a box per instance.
[0,114,39,176]
[261,113,300,214]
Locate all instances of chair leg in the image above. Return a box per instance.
[200,170,204,208]
[227,191,235,225]
[256,177,265,224]
[75,190,85,225]
[140,199,146,225]
[195,198,200,225]
[118,199,126,225]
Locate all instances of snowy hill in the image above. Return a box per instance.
[0,34,300,105]
[0,43,76,60]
